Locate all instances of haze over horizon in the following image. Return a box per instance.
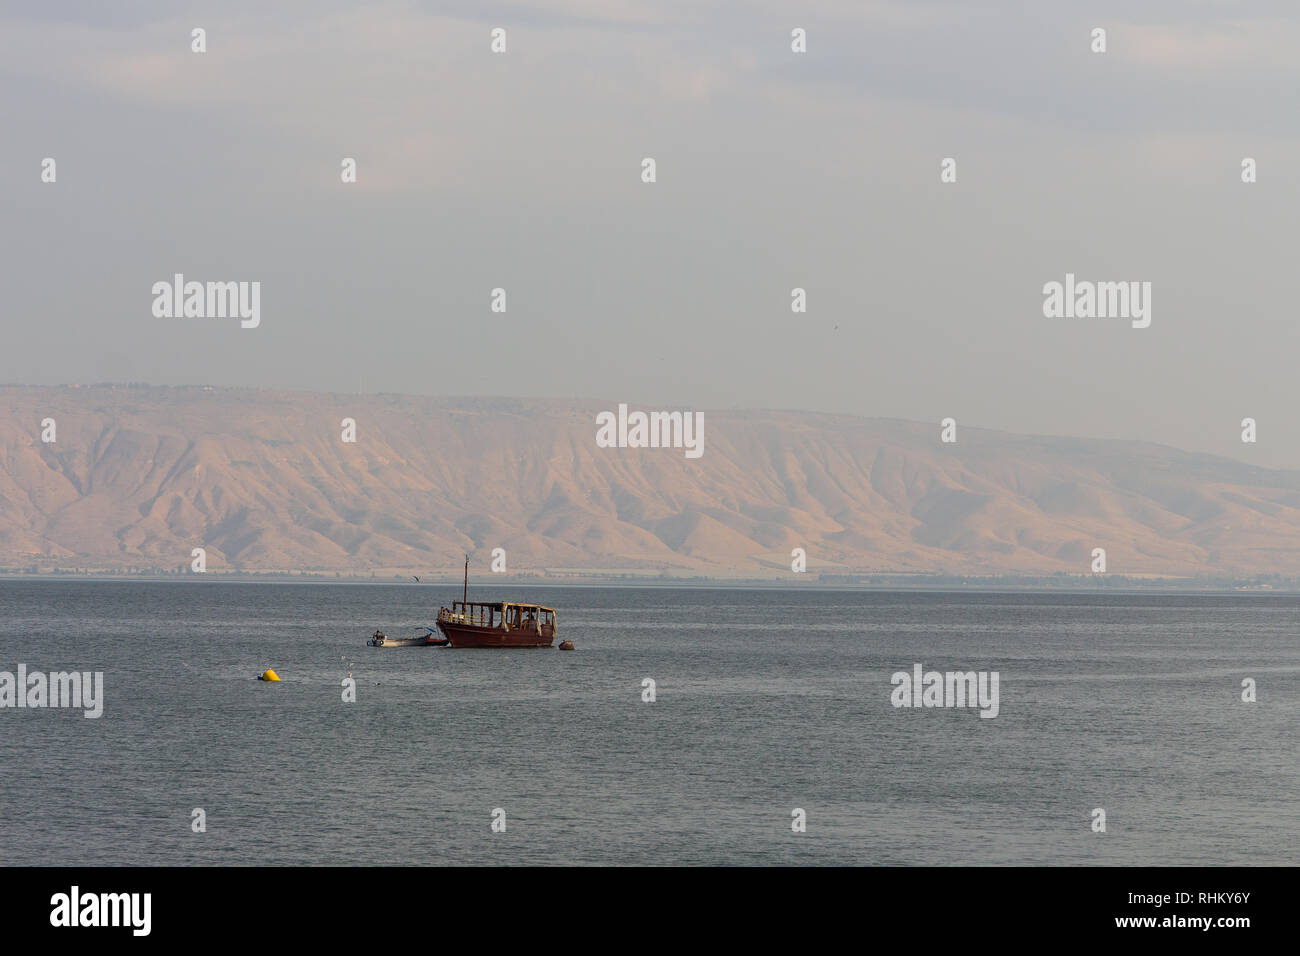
[7,378,1298,474]
[7,1,1300,468]
[4,1,1299,468]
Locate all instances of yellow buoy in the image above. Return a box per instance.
[259,669,281,682]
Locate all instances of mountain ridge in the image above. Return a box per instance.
[2,384,1297,577]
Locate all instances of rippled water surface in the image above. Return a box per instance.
[1,581,1296,865]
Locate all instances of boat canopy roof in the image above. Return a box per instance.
[451,600,556,613]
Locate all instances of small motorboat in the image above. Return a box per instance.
[367,627,441,647]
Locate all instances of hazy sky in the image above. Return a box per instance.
[4,1,1300,466]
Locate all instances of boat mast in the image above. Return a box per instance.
[463,554,469,605]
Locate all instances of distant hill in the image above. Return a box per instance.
[2,384,1298,578]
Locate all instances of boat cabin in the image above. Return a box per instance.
[439,601,556,636]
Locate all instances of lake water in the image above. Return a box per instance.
[1,581,1296,865]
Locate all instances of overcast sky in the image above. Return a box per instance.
[4,0,1299,466]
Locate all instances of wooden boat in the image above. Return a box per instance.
[434,558,557,648]
[436,602,557,648]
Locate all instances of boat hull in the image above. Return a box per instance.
[435,620,554,648]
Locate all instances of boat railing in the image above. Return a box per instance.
[438,606,497,627]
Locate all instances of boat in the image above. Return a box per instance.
[367,627,446,648]
[435,557,558,648]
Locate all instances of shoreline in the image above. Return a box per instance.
[0,572,1291,593]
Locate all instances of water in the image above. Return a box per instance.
[0,581,1296,865]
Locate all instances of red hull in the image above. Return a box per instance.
[435,621,554,648]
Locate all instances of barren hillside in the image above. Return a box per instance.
[2,385,1297,577]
